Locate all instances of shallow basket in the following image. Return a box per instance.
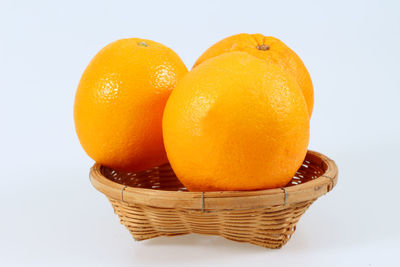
[89,150,338,249]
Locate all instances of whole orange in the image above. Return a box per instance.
[194,33,314,117]
[163,52,309,191]
[74,38,188,171]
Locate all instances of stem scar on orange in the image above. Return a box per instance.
[193,33,314,117]
[74,38,188,171]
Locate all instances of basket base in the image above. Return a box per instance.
[108,198,315,249]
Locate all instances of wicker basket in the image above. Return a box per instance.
[89,150,337,249]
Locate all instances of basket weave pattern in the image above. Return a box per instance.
[90,151,337,249]
[109,199,314,248]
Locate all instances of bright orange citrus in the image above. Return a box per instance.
[163,52,309,191]
[74,38,188,171]
[194,33,314,117]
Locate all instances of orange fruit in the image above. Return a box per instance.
[74,38,188,171]
[163,52,309,191]
[194,33,314,117]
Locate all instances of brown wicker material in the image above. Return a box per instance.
[90,150,338,249]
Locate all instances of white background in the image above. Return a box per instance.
[1,0,399,266]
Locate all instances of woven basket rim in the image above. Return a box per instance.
[89,150,338,210]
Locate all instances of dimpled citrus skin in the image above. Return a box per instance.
[194,33,314,117]
[163,52,310,191]
[74,38,188,171]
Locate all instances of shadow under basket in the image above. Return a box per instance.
[89,150,338,249]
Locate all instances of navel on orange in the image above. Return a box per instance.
[194,33,314,117]
[74,38,188,171]
[163,52,310,191]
